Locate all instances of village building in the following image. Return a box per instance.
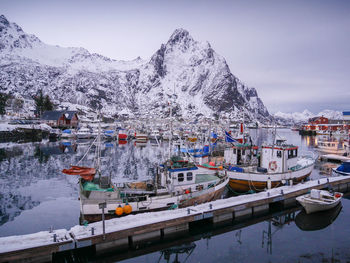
[41,111,79,128]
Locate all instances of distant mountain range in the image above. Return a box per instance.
[274,109,343,123]
[0,14,272,121]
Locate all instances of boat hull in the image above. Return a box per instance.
[228,164,314,192]
[296,195,342,214]
[80,177,229,223]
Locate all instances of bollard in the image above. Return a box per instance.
[53,233,57,242]
[280,189,284,195]
[187,208,190,215]
[267,192,270,197]
[209,204,213,210]
[91,227,95,236]
[318,180,320,184]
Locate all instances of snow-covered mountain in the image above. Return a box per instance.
[274,109,343,123]
[0,15,271,121]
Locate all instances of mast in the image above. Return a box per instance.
[169,102,173,160]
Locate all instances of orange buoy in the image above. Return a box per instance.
[115,205,123,216]
[123,204,132,214]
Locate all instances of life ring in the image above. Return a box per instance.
[269,161,277,171]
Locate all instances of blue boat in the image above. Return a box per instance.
[332,160,350,176]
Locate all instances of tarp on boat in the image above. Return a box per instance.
[336,161,350,173]
[227,165,244,172]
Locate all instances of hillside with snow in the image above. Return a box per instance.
[0,15,271,121]
[274,109,343,123]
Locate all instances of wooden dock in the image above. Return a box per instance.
[1,176,350,263]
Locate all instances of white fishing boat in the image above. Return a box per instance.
[226,139,315,192]
[135,132,148,143]
[200,133,315,192]
[76,127,93,139]
[296,189,343,214]
[78,156,228,223]
[316,138,346,155]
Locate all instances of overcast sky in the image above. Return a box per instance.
[1,0,349,114]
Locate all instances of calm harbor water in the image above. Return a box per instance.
[0,128,349,262]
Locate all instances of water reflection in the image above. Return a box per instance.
[262,212,296,254]
[295,203,342,231]
[159,243,196,263]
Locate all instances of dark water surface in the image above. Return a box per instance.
[0,129,349,262]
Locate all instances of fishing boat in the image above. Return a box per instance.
[78,156,228,223]
[76,127,93,139]
[225,138,315,192]
[135,132,148,143]
[103,129,117,140]
[149,129,161,141]
[316,138,346,155]
[296,189,343,214]
[61,129,76,139]
[63,119,228,223]
[117,129,128,140]
[200,130,315,192]
[332,160,350,176]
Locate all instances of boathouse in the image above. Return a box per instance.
[41,110,79,128]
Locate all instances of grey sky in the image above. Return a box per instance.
[1,0,349,114]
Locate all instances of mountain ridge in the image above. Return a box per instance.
[0,15,271,121]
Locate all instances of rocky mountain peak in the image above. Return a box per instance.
[0,17,272,122]
[0,15,10,27]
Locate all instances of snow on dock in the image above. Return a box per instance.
[1,176,350,262]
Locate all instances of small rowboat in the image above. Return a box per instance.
[296,189,343,214]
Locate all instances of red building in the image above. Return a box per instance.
[41,111,79,128]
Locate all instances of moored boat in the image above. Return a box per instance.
[76,127,93,139]
[225,139,315,192]
[296,189,343,214]
[332,160,350,176]
[78,156,228,223]
[316,138,346,155]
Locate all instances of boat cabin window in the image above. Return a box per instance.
[288,149,297,159]
[187,172,193,181]
[277,151,282,158]
[178,173,184,182]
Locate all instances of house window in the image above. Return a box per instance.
[178,173,184,182]
[187,172,193,181]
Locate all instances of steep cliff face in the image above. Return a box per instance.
[0,15,271,121]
